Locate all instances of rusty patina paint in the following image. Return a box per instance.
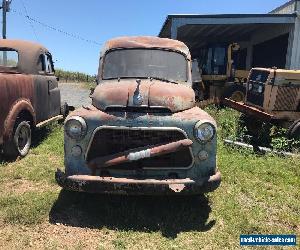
[0,39,62,148]
[56,169,221,195]
[92,79,195,113]
[100,36,191,60]
[0,39,49,75]
[59,36,221,195]
[0,73,35,143]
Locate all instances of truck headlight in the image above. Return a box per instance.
[65,116,87,140]
[194,121,215,142]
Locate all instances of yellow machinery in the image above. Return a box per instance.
[224,67,300,139]
[193,43,249,103]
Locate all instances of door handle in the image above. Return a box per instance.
[48,80,52,94]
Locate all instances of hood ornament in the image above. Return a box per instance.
[133,79,143,105]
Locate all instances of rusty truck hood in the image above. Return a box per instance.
[91,79,195,112]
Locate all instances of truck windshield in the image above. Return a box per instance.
[0,50,18,67]
[102,49,188,82]
[199,46,227,75]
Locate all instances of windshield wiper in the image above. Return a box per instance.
[149,76,178,84]
[103,76,179,84]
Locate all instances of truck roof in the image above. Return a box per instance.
[101,36,191,59]
[253,67,300,82]
[0,39,49,74]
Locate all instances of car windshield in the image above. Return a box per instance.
[102,49,188,82]
[0,50,18,67]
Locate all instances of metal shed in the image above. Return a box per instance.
[159,1,300,70]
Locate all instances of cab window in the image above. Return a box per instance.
[0,49,18,67]
[39,54,54,74]
[45,54,54,74]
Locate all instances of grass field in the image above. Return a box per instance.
[0,108,299,249]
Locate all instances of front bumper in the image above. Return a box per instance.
[55,168,221,195]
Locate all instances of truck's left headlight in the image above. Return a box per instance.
[194,121,215,142]
[65,116,87,140]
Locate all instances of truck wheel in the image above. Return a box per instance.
[60,102,69,119]
[223,84,246,102]
[287,120,300,140]
[3,119,32,159]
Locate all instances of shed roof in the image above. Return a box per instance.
[159,13,297,38]
[158,14,297,56]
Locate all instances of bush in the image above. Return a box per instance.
[55,69,96,83]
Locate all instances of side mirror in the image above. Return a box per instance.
[56,76,60,82]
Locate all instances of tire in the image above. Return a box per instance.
[222,84,246,102]
[3,119,32,159]
[287,120,300,140]
[60,102,69,118]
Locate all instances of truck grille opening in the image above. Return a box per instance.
[274,86,300,111]
[86,128,193,169]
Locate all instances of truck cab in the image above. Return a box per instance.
[56,36,221,195]
[0,39,65,159]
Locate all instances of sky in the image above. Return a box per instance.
[4,0,288,75]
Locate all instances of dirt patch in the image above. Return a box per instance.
[0,179,58,195]
[0,222,116,250]
[59,82,91,108]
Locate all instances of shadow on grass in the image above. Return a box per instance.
[31,126,55,149]
[49,190,215,238]
[0,125,58,163]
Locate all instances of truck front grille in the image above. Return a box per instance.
[274,86,300,111]
[86,127,193,169]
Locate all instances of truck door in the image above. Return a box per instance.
[44,53,61,118]
[34,53,61,123]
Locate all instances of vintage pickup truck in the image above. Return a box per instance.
[56,36,221,195]
[0,39,67,159]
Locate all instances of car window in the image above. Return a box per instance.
[0,50,18,67]
[38,54,45,72]
[45,54,54,74]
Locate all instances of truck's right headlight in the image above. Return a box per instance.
[65,116,87,140]
[194,121,215,142]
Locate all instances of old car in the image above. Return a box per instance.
[0,39,68,159]
[56,36,221,195]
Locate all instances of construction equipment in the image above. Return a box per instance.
[193,43,249,104]
[224,67,300,140]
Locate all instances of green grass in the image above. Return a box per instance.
[0,110,299,249]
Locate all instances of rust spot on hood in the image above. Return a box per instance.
[91,79,195,113]
[173,107,217,126]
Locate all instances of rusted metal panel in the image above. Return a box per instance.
[172,106,217,126]
[60,36,219,195]
[0,39,49,75]
[0,73,35,142]
[223,98,275,121]
[55,168,221,195]
[101,36,191,60]
[92,79,195,113]
[0,39,63,154]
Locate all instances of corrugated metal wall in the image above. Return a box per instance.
[270,0,298,14]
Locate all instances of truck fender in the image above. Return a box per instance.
[3,99,36,142]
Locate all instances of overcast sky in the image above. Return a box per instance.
[5,0,288,75]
